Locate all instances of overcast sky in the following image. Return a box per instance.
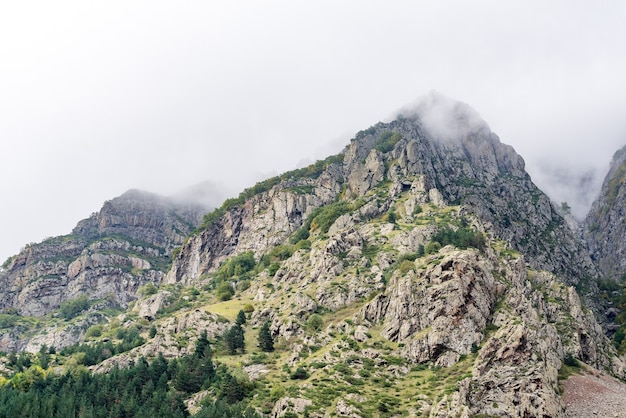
[1,1,625,262]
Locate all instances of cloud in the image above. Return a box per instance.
[398,91,490,143]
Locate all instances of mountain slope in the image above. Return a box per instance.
[152,95,620,416]
[584,144,626,280]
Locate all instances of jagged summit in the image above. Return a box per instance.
[168,100,590,288]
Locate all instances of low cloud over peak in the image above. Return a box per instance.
[398,92,490,143]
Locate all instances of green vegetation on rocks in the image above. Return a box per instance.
[198,153,344,231]
[58,296,91,320]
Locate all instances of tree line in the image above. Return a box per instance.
[0,326,271,418]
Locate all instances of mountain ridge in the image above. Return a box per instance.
[0,190,206,351]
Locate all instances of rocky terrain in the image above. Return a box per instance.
[563,367,626,417]
[1,95,625,417]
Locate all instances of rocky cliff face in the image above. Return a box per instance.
[584,145,626,280]
[0,189,205,350]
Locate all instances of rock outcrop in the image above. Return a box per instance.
[363,245,618,416]
[72,189,204,252]
[166,176,342,285]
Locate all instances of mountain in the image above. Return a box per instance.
[158,95,618,416]
[584,145,626,280]
[0,189,206,351]
[0,95,624,417]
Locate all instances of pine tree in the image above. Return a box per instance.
[173,360,202,393]
[194,330,211,358]
[258,321,274,352]
[220,373,244,403]
[236,309,247,326]
[38,344,50,369]
[225,324,245,354]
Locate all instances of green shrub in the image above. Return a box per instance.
[216,283,235,301]
[294,239,311,251]
[85,325,103,338]
[563,353,580,368]
[290,227,310,244]
[270,384,286,402]
[397,259,415,275]
[268,263,281,276]
[306,314,324,332]
[217,251,256,280]
[310,201,350,234]
[138,282,158,297]
[1,256,13,270]
[238,280,251,292]
[270,245,293,261]
[425,241,441,255]
[431,225,486,251]
[0,314,18,329]
[59,296,90,320]
[290,366,309,380]
[374,131,402,153]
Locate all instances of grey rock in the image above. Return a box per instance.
[271,397,312,418]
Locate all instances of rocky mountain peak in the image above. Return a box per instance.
[340,101,589,284]
[168,100,591,289]
[157,98,623,416]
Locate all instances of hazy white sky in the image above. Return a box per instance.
[1,1,625,261]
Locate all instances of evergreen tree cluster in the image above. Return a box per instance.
[430,225,486,251]
[0,333,259,418]
[59,326,145,366]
